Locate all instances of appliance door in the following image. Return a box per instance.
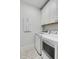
[42,50,50,59]
[42,38,58,59]
[34,33,42,55]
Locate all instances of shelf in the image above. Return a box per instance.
[41,21,58,26]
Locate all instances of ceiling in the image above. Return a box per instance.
[21,0,48,9]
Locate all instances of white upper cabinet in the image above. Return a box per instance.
[41,0,58,25]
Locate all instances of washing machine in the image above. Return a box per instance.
[34,32,58,59]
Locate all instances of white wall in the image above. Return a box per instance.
[20,2,42,48]
[42,23,58,31]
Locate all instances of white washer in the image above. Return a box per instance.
[34,32,58,59]
[41,33,58,59]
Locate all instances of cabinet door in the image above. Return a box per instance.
[41,0,58,25]
[34,34,42,55]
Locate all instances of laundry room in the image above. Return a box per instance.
[20,0,58,59]
[1,0,78,59]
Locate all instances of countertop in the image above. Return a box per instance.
[40,33,58,42]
